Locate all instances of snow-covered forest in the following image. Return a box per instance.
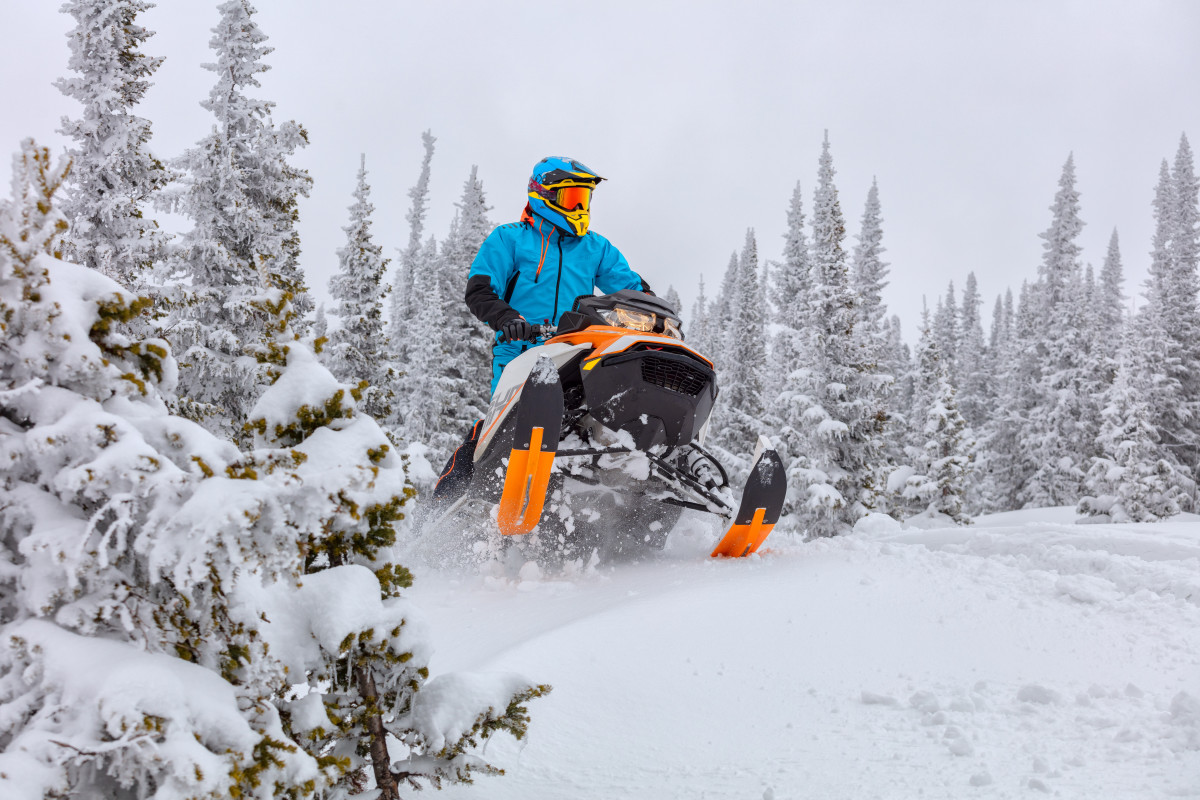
[1,1,1198,798]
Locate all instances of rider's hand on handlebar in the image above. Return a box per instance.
[499,317,536,343]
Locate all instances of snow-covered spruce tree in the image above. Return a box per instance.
[389,129,436,378]
[663,285,682,315]
[1171,133,1199,292]
[988,290,1014,401]
[0,142,548,798]
[769,179,815,527]
[163,0,312,437]
[708,249,740,369]
[899,316,972,523]
[983,282,1043,510]
[394,236,461,460]
[931,281,959,386]
[326,154,394,424]
[1141,136,1200,474]
[687,274,711,356]
[785,134,886,536]
[0,140,315,798]
[770,181,812,384]
[880,314,912,470]
[435,166,494,439]
[1096,229,1126,346]
[774,179,812,365]
[851,178,888,342]
[848,178,895,506]
[955,272,988,431]
[758,253,774,346]
[973,289,1014,511]
[242,343,547,798]
[953,273,989,513]
[1075,261,1118,472]
[989,291,1010,353]
[56,0,172,289]
[710,228,768,468]
[1078,311,1194,522]
[313,301,328,342]
[1020,156,1091,507]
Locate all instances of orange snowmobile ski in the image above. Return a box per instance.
[711,441,787,557]
[496,357,564,536]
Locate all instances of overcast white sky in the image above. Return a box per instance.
[4,0,1199,341]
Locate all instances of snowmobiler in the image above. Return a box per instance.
[466,156,652,394]
[422,290,786,560]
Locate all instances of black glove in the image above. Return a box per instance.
[499,317,534,343]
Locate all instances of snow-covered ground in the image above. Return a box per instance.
[404,509,1200,799]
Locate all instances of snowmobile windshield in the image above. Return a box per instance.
[599,306,683,339]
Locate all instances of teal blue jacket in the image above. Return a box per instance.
[465,207,649,392]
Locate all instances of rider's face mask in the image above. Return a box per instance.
[530,178,596,236]
[545,182,593,235]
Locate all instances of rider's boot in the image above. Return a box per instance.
[433,419,483,504]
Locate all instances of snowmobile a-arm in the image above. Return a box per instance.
[554,444,738,516]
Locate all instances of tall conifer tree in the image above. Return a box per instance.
[771,181,816,526]
[390,130,436,370]
[932,281,959,385]
[981,282,1039,510]
[689,274,711,355]
[712,228,768,463]
[327,155,394,423]
[1022,155,1090,506]
[901,316,972,523]
[1079,311,1193,522]
[1096,229,1127,353]
[1134,139,1200,485]
[395,236,460,459]
[851,178,888,341]
[664,285,682,314]
[849,178,895,502]
[775,179,811,356]
[56,0,172,288]
[164,0,312,437]
[785,133,886,535]
[438,165,494,432]
[955,273,987,430]
[710,249,740,368]
[0,144,547,796]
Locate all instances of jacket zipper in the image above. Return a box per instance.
[552,239,564,322]
[502,271,520,303]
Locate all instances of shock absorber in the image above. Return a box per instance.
[686,448,723,490]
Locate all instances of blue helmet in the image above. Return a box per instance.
[527,156,604,236]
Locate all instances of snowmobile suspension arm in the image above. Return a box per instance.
[553,447,734,518]
[555,446,636,458]
[660,497,721,514]
[644,451,734,518]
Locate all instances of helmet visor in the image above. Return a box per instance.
[555,185,592,212]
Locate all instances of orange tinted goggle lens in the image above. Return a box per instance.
[555,185,591,211]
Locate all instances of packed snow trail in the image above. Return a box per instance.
[404,510,1200,799]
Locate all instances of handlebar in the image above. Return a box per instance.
[499,322,558,344]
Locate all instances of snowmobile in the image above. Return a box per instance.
[424,290,786,560]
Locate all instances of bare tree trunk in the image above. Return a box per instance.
[355,664,399,800]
